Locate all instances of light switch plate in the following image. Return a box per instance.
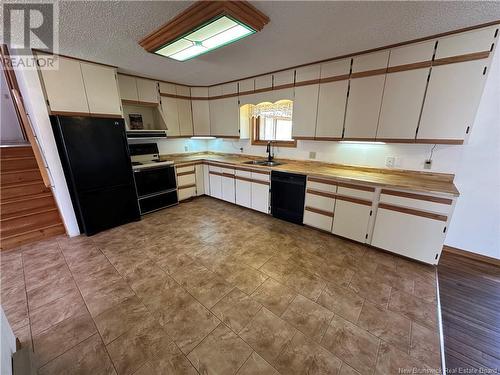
[385,156,395,168]
[309,151,316,159]
[424,159,432,169]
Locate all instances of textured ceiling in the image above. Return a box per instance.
[54,1,500,85]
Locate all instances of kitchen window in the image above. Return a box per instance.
[243,100,296,147]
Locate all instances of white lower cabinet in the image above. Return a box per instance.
[371,207,447,264]
[303,208,334,231]
[203,164,210,196]
[235,170,252,208]
[331,199,372,243]
[221,168,235,203]
[251,182,269,213]
[195,164,205,196]
[209,166,222,199]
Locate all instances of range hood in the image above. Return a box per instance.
[126,130,167,139]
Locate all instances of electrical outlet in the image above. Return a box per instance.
[385,156,395,168]
[239,147,244,153]
[184,145,188,152]
[309,151,316,159]
[424,159,432,169]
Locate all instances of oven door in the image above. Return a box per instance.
[133,166,176,197]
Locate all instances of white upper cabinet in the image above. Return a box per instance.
[159,82,176,95]
[292,65,321,139]
[176,86,193,136]
[273,70,295,87]
[117,74,138,101]
[136,78,159,104]
[315,59,351,139]
[238,78,255,94]
[255,75,273,91]
[344,51,389,139]
[80,62,122,116]
[161,96,180,136]
[191,87,211,136]
[434,27,497,59]
[209,84,239,137]
[376,41,435,140]
[39,55,89,114]
[417,59,488,142]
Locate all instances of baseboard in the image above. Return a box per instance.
[442,245,500,267]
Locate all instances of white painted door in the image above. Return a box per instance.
[195,164,205,196]
[136,78,159,103]
[332,200,371,243]
[292,84,319,138]
[316,80,349,138]
[177,98,194,136]
[80,63,122,115]
[417,59,488,141]
[221,175,236,203]
[377,41,435,140]
[344,51,389,139]
[371,207,447,264]
[161,96,180,136]
[117,74,138,101]
[251,182,269,213]
[40,56,89,113]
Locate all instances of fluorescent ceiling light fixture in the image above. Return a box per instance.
[339,141,386,145]
[140,2,269,61]
[155,16,255,61]
[191,136,216,140]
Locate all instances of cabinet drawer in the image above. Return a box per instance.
[305,190,335,211]
[251,170,270,183]
[380,189,453,214]
[337,183,374,201]
[304,209,334,231]
[235,169,252,178]
[178,173,195,187]
[176,165,195,174]
[307,177,337,193]
[221,167,235,176]
[178,186,196,201]
[209,165,222,173]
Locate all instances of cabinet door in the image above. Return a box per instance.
[192,87,211,136]
[117,75,138,101]
[236,178,252,208]
[161,96,180,136]
[203,165,210,195]
[332,199,371,243]
[178,98,194,136]
[344,51,389,139]
[40,56,89,113]
[80,63,122,115]
[377,41,435,140]
[371,207,447,264]
[136,78,158,103]
[251,182,269,213]
[195,164,205,196]
[209,98,223,136]
[417,59,487,142]
[316,80,349,138]
[293,84,319,139]
[209,173,222,199]
[222,97,240,137]
[221,176,235,203]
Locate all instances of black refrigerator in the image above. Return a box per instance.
[51,116,140,235]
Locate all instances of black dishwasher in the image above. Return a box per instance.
[271,171,307,224]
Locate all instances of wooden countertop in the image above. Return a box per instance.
[161,152,459,197]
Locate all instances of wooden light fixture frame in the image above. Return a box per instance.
[139,1,270,53]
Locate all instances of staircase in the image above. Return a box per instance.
[1,145,65,250]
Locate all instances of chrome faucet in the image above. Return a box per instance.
[266,141,274,162]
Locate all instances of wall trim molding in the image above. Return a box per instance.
[442,245,500,266]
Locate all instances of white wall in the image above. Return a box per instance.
[0,307,16,375]
[1,68,25,143]
[128,138,207,155]
[444,49,500,260]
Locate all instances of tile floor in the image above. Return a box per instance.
[0,197,442,375]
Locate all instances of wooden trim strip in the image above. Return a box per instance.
[381,189,453,205]
[252,179,270,186]
[222,172,235,178]
[305,206,334,218]
[252,86,274,95]
[160,93,192,100]
[33,49,117,68]
[175,161,201,167]
[178,183,196,190]
[273,83,295,90]
[442,245,500,267]
[233,166,270,175]
[433,51,490,66]
[334,194,372,206]
[238,89,255,96]
[293,136,316,141]
[319,74,350,84]
[49,111,90,117]
[234,175,253,183]
[190,96,209,100]
[294,79,320,87]
[90,113,123,119]
[208,92,239,100]
[351,68,387,79]
[314,137,343,141]
[308,176,337,186]
[210,135,240,139]
[337,182,375,192]
[379,203,448,221]
[209,171,224,177]
[306,189,336,199]
[415,139,464,145]
[122,99,159,107]
[387,61,432,73]
[177,170,195,177]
